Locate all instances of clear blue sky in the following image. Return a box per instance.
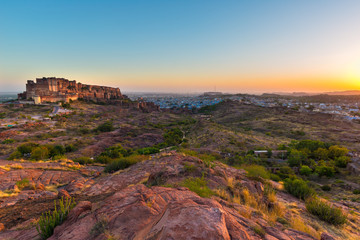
[1,0,360,93]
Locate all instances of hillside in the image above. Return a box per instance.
[0,100,359,239]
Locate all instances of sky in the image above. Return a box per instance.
[1,0,360,93]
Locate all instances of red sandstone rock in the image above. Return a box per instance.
[35,182,45,191]
[58,189,71,199]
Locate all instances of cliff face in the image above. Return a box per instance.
[18,77,124,103]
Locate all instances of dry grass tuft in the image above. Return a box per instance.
[290,215,321,239]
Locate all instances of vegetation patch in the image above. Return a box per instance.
[305,197,347,226]
[37,197,76,239]
[181,177,214,198]
[284,177,315,200]
[104,155,148,173]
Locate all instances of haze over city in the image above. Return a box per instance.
[1,0,360,93]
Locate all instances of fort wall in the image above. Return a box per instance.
[18,77,123,104]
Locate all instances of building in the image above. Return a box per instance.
[18,77,124,104]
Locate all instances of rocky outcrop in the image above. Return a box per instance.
[0,153,356,239]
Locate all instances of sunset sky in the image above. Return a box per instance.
[1,0,360,93]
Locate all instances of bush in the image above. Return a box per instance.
[104,155,147,173]
[300,165,313,176]
[163,128,183,146]
[2,139,15,144]
[328,145,348,159]
[313,148,329,160]
[270,173,281,182]
[95,155,113,164]
[16,178,29,190]
[242,165,270,180]
[353,189,360,194]
[288,149,306,167]
[96,121,114,132]
[17,142,39,155]
[315,165,335,178]
[252,225,266,238]
[98,144,131,159]
[305,198,347,225]
[137,147,160,155]
[45,144,66,158]
[335,156,350,168]
[36,197,76,239]
[284,177,315,200]
[321,185,331,191]
[65,144,76,153]
[277,166,295,179]
[31,146,50,160]
[8,151,23,160]
[74,157,94,165]
[181,177,214,198]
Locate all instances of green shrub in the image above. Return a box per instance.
[284,177,315,200]
[270,173,281,182]
[181,177,214,198]
[36,197,76,239]
[104,155,147,173]
[98,144,131,159]
[277,166,295,179]
[137,147,160,155]
[321,185,331,191]
[90,217,109,237]
[314,148,329,160]
[242,165,270,180]
[334,156,350,168]
[65,144,76,153]
[95,155,113,164]
[163,128,183,146]
[16,178,29,190]
[30,146,49,160]
[315,165,335,178]
[353,189,360,194]
[305,198,347,225]
[276,217,288,225]
[96,121,114,132]
[183,163,197,173]
[8,151,23,160]
[2,139,15,144]
[17,142,39,155]
[79,128,90,134]
[252,225,266,237]
[74,157,94,165]
[288,149,306,167]
[328,145,348,159]
[299,165,312,176]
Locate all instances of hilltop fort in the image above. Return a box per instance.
[18,77,124,104]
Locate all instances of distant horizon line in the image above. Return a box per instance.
[2,89,360,96]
